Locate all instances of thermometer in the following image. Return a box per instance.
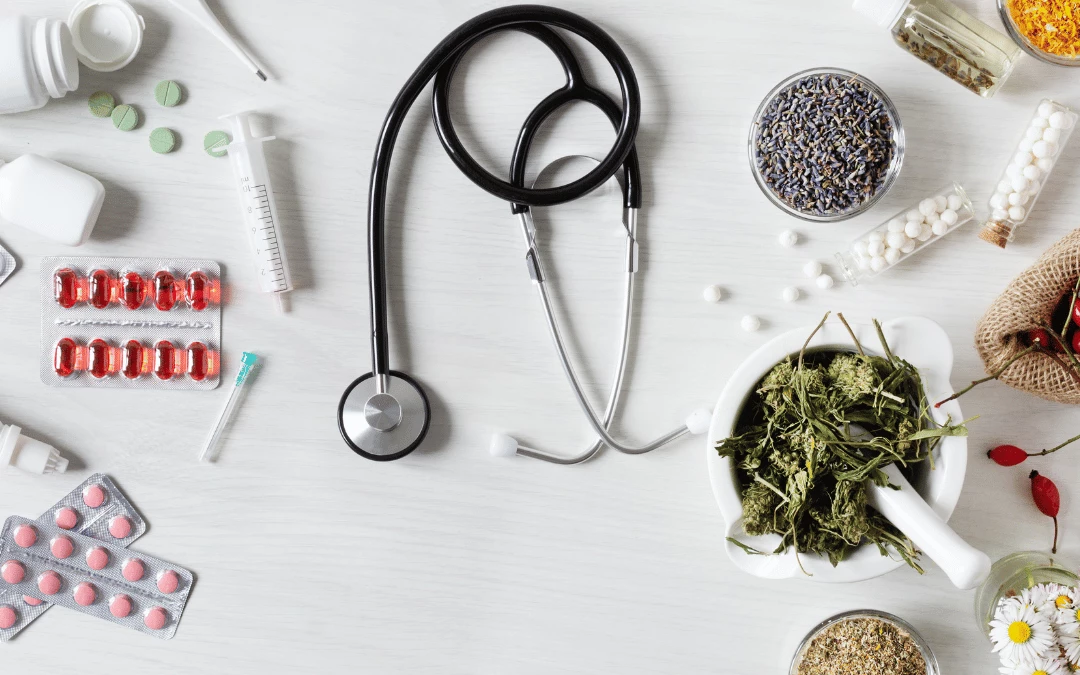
[221,111,293,312]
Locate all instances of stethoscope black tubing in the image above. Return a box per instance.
[368,5,641,378]
[430,23,642,215]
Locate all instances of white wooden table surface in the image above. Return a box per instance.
[1,0,1078,672]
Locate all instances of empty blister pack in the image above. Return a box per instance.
[0,242,14,288]
[0,516,192,640]
[42,257,222,389]
[0,474,146,641]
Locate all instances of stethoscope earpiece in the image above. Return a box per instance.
[338,371,431,462]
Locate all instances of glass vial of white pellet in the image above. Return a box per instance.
[979,99,1078,249]
[852,0,1020,98]
[836,184,974,285]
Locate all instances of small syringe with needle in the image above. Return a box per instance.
[200,353,258,463]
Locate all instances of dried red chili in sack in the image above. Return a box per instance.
[975,228,1080,404]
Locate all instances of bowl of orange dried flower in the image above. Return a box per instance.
[999,0,1080,66]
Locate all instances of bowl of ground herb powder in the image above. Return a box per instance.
[791,610,939,675]
[749,68,904,222]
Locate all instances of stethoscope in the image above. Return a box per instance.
[338,5,711,462]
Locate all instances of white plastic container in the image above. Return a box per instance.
[0,155,105,246]
[0,17,80,115]
[0,420,68,476]
[0,2,144,115]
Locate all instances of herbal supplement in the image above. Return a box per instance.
[750,70,900,221]
[837,184,973,284]
[1002,0,1080,64]
[741,315,761,332]
[149,127,177,154]
[203,130,230,158]
[795,615,928,675]
[111,104,139,131]
[778,230,799,248]
[979,100,1077,248]
[87,91,115,118]
[153,80,182,107]
[853,0,1020,97]
[702,285,723,303]
[782,286,801,303]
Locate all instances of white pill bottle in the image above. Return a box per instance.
[0,155,105,246]
[0,17,80,115]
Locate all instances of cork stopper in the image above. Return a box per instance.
[979,220,1013,249]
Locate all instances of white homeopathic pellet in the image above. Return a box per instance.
[918,198,937,217]
[1050,111,1072,129]
[931,220,949,236]
[886,218,906,233]
[741,315,761,332]
[782,286,800,303]
[940,209,959,225]
[904,220,922,238]
[778,229,799,248]
[947,194,963,211]
[884,248,901,265]
[803,260,823,278]
[886,231,907,249]
[702,285,723,303]
[815,273,835,289]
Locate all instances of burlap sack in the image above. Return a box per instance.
[974,228,1080,405]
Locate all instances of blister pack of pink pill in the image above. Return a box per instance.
[0,474,146,641]
[41,257,222,390]
[0,515,193,639]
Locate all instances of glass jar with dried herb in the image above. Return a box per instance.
[853,0,1021,98]
[791,610,939,675]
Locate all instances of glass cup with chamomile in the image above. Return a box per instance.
[975,551,1079,637]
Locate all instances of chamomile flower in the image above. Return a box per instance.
[1037,584,1077,615]
[1023,585,1054,612]
[1059,605,1080,634]
[992,598,1057,664]
[1061,629,1080,663]
[1008,655,1067,675]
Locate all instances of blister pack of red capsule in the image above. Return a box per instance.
[0,515,192,640]
[0,474,146,641]
[41,257,222,390]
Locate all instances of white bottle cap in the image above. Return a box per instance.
[852,0,909,28]
[0,425,69,476]
[68,0,145,72]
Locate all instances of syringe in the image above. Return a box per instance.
[221,111,293,312]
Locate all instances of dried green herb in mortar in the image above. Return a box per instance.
[716,313,970,572]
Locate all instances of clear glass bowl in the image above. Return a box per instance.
[748,67,905,223]
[974,551,1079,638]
[789,610,939,675]
[998,0,1080,66]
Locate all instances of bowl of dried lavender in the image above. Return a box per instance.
[707,314,979,585]
[791,610,939,675]
[749,68,905,222]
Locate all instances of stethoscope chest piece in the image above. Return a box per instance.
[338,371,431,461]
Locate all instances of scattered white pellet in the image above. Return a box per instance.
[703,285,723,303]
[741,315,761,332]
[782,286,800,303]
[803,260,823,278]
[778,229,799,248]
[815,273,835,290]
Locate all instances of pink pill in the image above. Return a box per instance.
[156,570,179,594]
[54,507,78,530]
[108,515,132,539]
[50,535,74,559]
[122,558,145,582]
[1,560,25,584]
[144,606,167,630]
[13,525,37,548]
[86,547,109,571]
[109,594,132,618]
[82,484,106,508]
[0,605,16,630]
[73,582,96,606]
[22,596,42,607]
[37,571,61,596]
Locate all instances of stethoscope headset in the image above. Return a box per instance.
[338,5,710,463]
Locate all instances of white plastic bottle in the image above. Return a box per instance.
[0,420,69,476]
[0,17,80,115]
[0,155,105,246]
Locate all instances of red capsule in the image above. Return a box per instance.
[87,339,112,379]
[122,340,145,379]
[54,269,80,309]
[186,270,211,311]
[119,272,147,310]
[88,270,114,309]
[54,338,78,378]
[187,342,210,381]
[153,271,179,311]
[154,341,176,381]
